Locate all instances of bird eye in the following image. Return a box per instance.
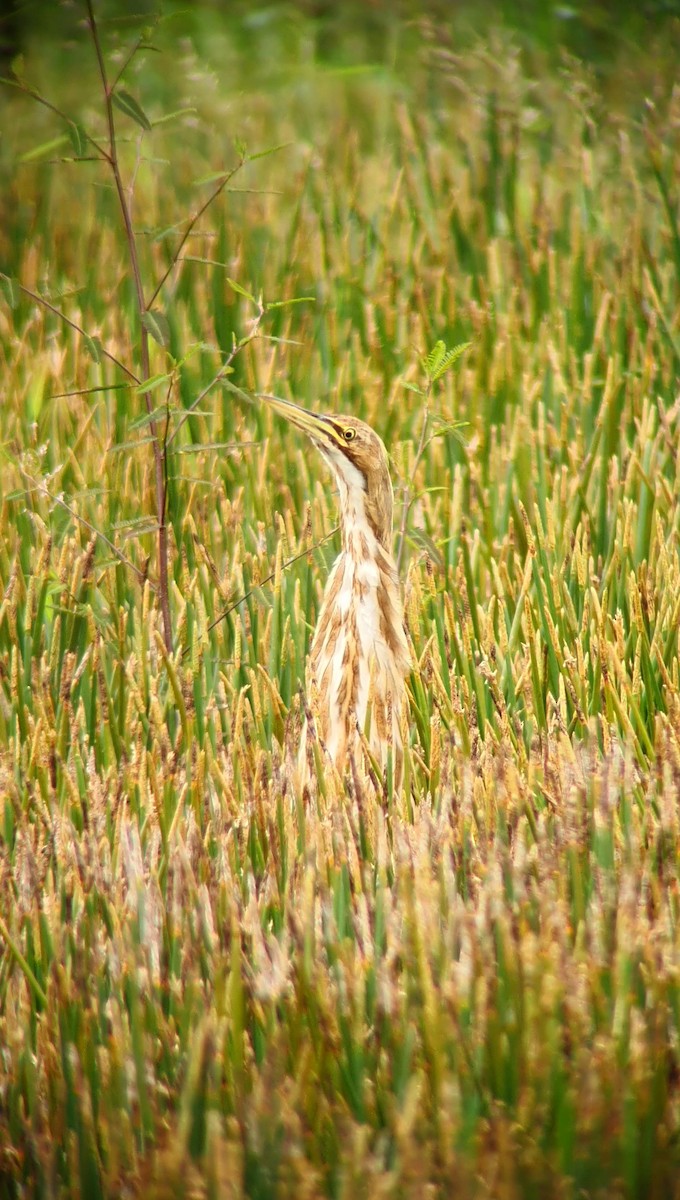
[344,428,356,442]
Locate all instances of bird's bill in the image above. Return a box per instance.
[260,394,343,450]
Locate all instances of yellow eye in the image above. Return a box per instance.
[343,428,356,442]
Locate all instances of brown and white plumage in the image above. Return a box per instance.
[266,396,411,786]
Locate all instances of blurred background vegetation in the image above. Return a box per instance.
[3,0,680,65]
[3,0,680,104]
[3,1,680,1197]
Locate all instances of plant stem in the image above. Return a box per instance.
[395,380,433,572]
[86,0,173,652]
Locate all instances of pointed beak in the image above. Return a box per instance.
[259,394,343,451]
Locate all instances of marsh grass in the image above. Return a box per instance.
[2,4,680,1196]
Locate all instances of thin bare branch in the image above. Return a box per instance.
[20,475,153,588]
[1,76,110,161]
[183,526,339,656]
[86,0,173,652]
[167,304,267,448]
[17,282,139,383]
[109,19,161,95]
[147,161,245,308]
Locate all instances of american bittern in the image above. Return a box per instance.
[266,396,411,786]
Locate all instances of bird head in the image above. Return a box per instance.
[263,395,394,548]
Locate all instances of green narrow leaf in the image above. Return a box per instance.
[108,436,156,455]
[27,367,47,421]
[180,1022,214,1161]
[225,277,256,304]
[83,334,103,364]
[111,515,158,533]
[129,405,169,432]
[0,274,19,309]
[141,309,171,348]
[246,140,293,162]
[265,295,315,310]
[150,222,184,243]
[193,170,232,187]
[68,122,89,158]
[51,382,131,399]
[431,341,471,381]
[18,134,70,163]
[424,339,446,378]
[0,916,47,1007]
[112,89,152,131]
[151,106,197,126]
[135,371,174,396]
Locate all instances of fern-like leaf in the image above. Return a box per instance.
[430,341,470,382]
